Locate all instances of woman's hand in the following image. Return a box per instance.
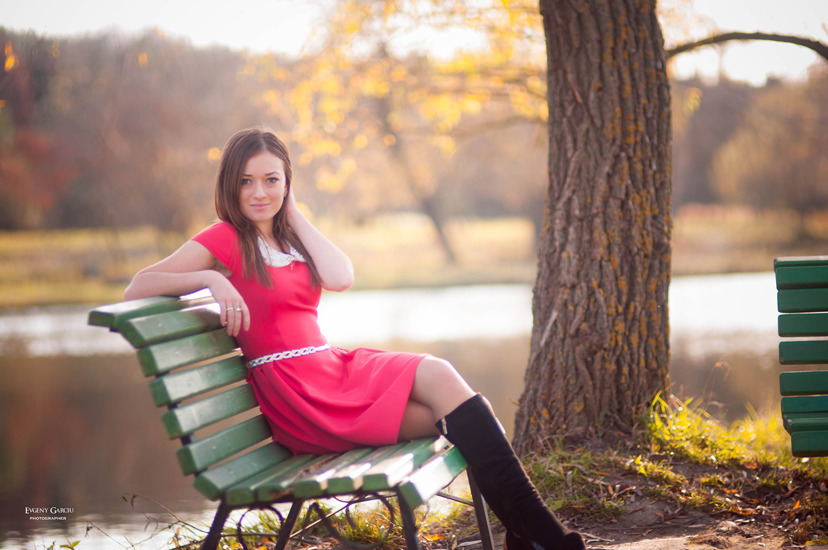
[206,271,250,336]
[285,186,355,292]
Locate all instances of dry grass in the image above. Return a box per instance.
[2,206,828,309]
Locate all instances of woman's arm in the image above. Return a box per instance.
[286,191,355,292]
[124,240,250,335]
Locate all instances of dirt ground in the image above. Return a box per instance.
[573,503,810,549]
[471,504,823,550]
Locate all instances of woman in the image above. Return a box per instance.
[125,128,584,550]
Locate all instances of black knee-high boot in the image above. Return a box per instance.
[436,394,585,550]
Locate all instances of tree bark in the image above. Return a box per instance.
[513,0,672,456]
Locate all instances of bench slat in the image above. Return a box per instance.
[251,454,339,504]
[781,395,828,415]
[778,313,828,337]
[776,263,828,290]
[362,438,447,492]
[779,371,828,396]
[120,307,222,347]
[777,289,828,313]
[149,357,248,406]
[161,384,258,438]
[176,415,273,475]
[88,296,214,330]
[137,329,239,375]
[398,445,468,509]
[791,431,828,457]
[782,413,828,434]
[326,444,407,495]
[222,454,321,506]
[775,256,828,270]
[194,443,296,501]
[778,341,828,365]
[292,448,377,499]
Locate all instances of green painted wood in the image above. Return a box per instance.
[89,298,474,520]
[779,371,828,396]
[119,306,222,347]
[781,395,828,415]
[176,415,273,475]
[252,454,338,503]
[778,313,828,337]
[292,448,375,499]
[782,413,828,434]
[779,341,828,365]
[777,289,828,313]
[775,256,828,270]
[326,444,406,495]
[193,443,294,501]
[88,295,214,329]
[775,265,828,290]
[362,438,446,492]
[791,431,828,457]
[148,357,248,406]
[224,454,319,506]
[398,445,468,509]
[136,329,239,376]
[161,384,258,438]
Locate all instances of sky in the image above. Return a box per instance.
[2,0,827,86]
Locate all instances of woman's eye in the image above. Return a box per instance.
[241,178,251,186]
[267,177,280,184]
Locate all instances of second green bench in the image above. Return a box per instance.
[776,255,828,457]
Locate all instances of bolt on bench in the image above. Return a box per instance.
[88,296,494,550]
[775,256,828,457]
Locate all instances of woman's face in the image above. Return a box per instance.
[238,150,287,233]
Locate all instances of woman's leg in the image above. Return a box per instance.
[397,355,476,440]
[437,395,585,550]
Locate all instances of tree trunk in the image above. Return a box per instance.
[513,0,672,456]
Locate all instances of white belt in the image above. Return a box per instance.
[246,344,331,369]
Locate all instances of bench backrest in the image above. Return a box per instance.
[89,296,293,500]
[775,256,828,366]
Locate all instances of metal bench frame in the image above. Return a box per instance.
[89,296,494,550]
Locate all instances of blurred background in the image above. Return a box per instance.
[1,0,827,547]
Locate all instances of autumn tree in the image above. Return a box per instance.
[512,0,672,454]
[711,69,828,237]
[256,0,548,261]
[0,30,73,229]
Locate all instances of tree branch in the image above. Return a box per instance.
[666,32,828,64]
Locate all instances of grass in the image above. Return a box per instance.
[2,206,828,309]
[519,394,828,544]
[0,216,537,309]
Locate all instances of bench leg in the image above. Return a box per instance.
[274,500,304,550]
[398,494,422,550]
[201,501,230,550]
[468,470,495,550]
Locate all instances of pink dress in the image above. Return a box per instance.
[192,222,423,454]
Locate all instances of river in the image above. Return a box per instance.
[0,272,782,549]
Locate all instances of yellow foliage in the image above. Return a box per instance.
[432,135,456,157]
[138,52,148,67]
[4,42,17,71]
[353,134,369,149]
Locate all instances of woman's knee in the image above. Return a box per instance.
[412,356,475,413]
[416,356,467,388]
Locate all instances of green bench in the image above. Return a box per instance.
[88,296,494,550]
[776,256,828,457]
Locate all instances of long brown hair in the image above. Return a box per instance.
[214,128,320,287]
